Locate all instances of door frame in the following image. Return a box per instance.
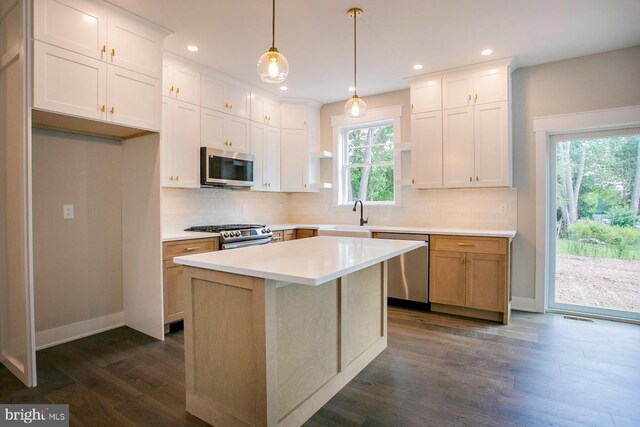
[533,105,640,318]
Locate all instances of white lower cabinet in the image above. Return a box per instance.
[161,97,201,188]
[34,40,161,131]
[201,108,250,153]
[442,101,510,188]
[250,123,281,191]
[411,111,443,188]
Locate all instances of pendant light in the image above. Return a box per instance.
[345,7,366,118]
[257,0,289,83]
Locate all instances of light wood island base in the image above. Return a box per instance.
[181,262,388,427]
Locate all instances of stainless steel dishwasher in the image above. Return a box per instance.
[374,232,429,308]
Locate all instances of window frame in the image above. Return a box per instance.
[331,105,403,206]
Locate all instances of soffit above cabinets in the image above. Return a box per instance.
[106,0,640,103]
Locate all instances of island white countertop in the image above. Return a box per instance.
[173,236,424,286]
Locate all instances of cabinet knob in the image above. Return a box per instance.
[100,105,106,112]
[176,176,179,182]
[111,48,115,57]
[225,103,229,109]
[469,176,472,182]
[176,87,180,94]
[110,106,115,114]
[474,94,478,102]
[170,85,174,93]
[101,45,106,54]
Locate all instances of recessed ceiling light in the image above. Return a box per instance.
[348,87,356,92]
[187,45,198,52]
[280,86,288,91]
[413,64,423,70]
[481,48,493,56]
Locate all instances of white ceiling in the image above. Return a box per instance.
[108,0,640,104]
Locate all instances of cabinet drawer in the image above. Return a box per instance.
[271,231,284,243]
[283,229,296,241]
[431,235,506,254]
[163,238,217,260]
[296,229,316,239]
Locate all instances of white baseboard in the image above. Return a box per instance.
[35,312,125,350]
[512,297,538,312]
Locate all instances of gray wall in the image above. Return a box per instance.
[32,128,123,332]
[511,45,640,299]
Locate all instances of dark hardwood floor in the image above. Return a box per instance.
[1,308,639,426]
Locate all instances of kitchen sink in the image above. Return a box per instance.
[317,226,372,238]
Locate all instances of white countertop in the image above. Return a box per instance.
[163,224,516,242]
[173,236,424,286]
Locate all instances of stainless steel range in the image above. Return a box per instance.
[185,224,273,250]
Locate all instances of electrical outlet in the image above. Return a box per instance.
[499,203,507,214]
[63,204,74,219]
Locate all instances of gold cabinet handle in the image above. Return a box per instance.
[101,45,106,54]
[170,175,174,181]
[100,105,106,112]
[170,85,174,93]
[412,178,415,184]
[111,48,115,57]
[176,87,180,94]
[176,176,179,182]
[476,176,479,181]
[264,115,268,120]
[230,141,233,146]
[229,104,233,109]
[184,246,200,252]
[110,106,115,114]
[411,103,414,110]
[224,103,229,109]
[474,94,478,101]
[469,176,473,182]
[468,94,471,102]
[457,243,475,247]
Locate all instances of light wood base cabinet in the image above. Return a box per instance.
[162,238,218,324]
[430,235,511,324]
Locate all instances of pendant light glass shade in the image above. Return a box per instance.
[257,48,289,83]
[345,8,366,118]
[345,94,366,118]
[258,0,288,83]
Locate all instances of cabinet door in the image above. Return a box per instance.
[200,74,225,111]
[224,116,250,153]
[201,108,225,151]
[281,129,308,191]
[443,106,475,188]
[465,252,505,312]
[442,73,473,109]
[265,99,281,128]
[264,126,281,191]
[107,13,162,78]
[34,0,107,60]
[281,103,308,129]
[224,84,250,119]
[473,68,507,105]
[163,261,184,323]
[172,63,201,105]
[250,123,266,191]
[429,250,466,307]
[162,61,173,97]
[107,65,160,131]
[411,111,443,188]
[34,41,107,121]
[171,100,200,188]
[411,78,441,114]
[160,98,175,187]
[250,94,266,124]
[474,101,509,187]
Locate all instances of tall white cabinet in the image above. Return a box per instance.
[161,98,201,188]
[280,102,320,192]
[410,59,512,189]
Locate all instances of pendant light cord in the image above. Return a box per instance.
[272,0,276,48]
[353,11,357,96]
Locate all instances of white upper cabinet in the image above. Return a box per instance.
[201,108,250,154]
[474,101,509,187]
[443,67,507,109]
[34,41,107,121]
[251,123,280,191]
[107,12,163,78]
[163,59,200,105]
[411,111,443,189]
[34,0,107,60]
[162,97,201,188]
[107,65,160,130]
[281,103,308,129]
[251,94,281,128]
[201,74,250,119]
[410,78,441,114]
[443,106,475,188]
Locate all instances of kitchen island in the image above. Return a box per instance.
[174,236,424,427]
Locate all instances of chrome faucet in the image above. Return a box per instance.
[352,199,368,226]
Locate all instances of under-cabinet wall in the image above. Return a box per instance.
[32,129,124,337]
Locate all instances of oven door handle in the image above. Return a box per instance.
[221,239,271,250]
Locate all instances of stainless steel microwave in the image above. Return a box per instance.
[200,147,254,188]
